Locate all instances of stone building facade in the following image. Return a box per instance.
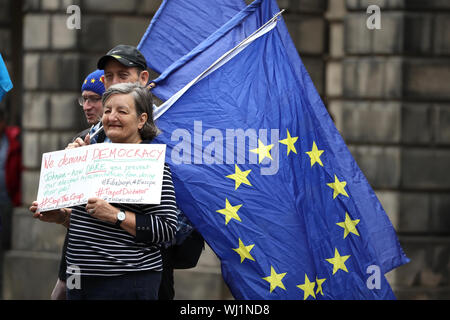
[1,0,449,299]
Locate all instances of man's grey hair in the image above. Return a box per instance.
[102,82,160,141]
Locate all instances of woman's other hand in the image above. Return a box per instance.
[85,197,118,224]
[66,136,89,149]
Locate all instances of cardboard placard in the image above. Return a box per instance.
[36,143,166,212]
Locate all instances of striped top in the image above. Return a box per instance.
[66,164,178,277]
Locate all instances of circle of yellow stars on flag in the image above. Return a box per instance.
[214,127,362,299]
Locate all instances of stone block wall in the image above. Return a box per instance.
[280,0,327,95]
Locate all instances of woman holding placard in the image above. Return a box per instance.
[30,83,178,300]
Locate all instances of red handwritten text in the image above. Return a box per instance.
[95,187,149,199]
[92,147,164,161]
[39,192,85,209]
[58,150,89,168]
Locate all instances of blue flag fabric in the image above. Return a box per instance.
[148,0,270,101]
[154,0,409,299]
[0,54,13,102]
[137,0,245,77]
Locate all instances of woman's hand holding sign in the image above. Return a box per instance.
[30,201,71,227]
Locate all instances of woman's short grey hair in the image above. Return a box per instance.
[102,82,160,141]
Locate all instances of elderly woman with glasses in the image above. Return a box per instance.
[30,83,178,300]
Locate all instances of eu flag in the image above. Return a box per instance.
[154,0,409,299]
[0,54,13,101]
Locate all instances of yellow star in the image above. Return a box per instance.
[84,79,87,84]
[327,175,349,199]
[305,141,324,167]
[216,198,242,225]
[326,248,351,275]
[279,129,298,156]
[262,266,287,293]
[250,139,273,163]
[232,238,255,263]
[296,274,316,300]
[226,165,252,190]
[336,212,360,239]
[90,78,96,83]
[315,277,326,296]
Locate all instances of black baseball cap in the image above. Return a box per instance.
[97,44,147,70]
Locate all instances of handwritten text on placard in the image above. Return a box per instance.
[37,144,166,212]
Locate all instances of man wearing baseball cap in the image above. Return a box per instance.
[68,45,152,150]
[97,44,151,88]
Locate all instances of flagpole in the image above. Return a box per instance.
[193,9,285,83]
[154,9,285,120]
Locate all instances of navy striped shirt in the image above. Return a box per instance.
[66,164,177,277]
